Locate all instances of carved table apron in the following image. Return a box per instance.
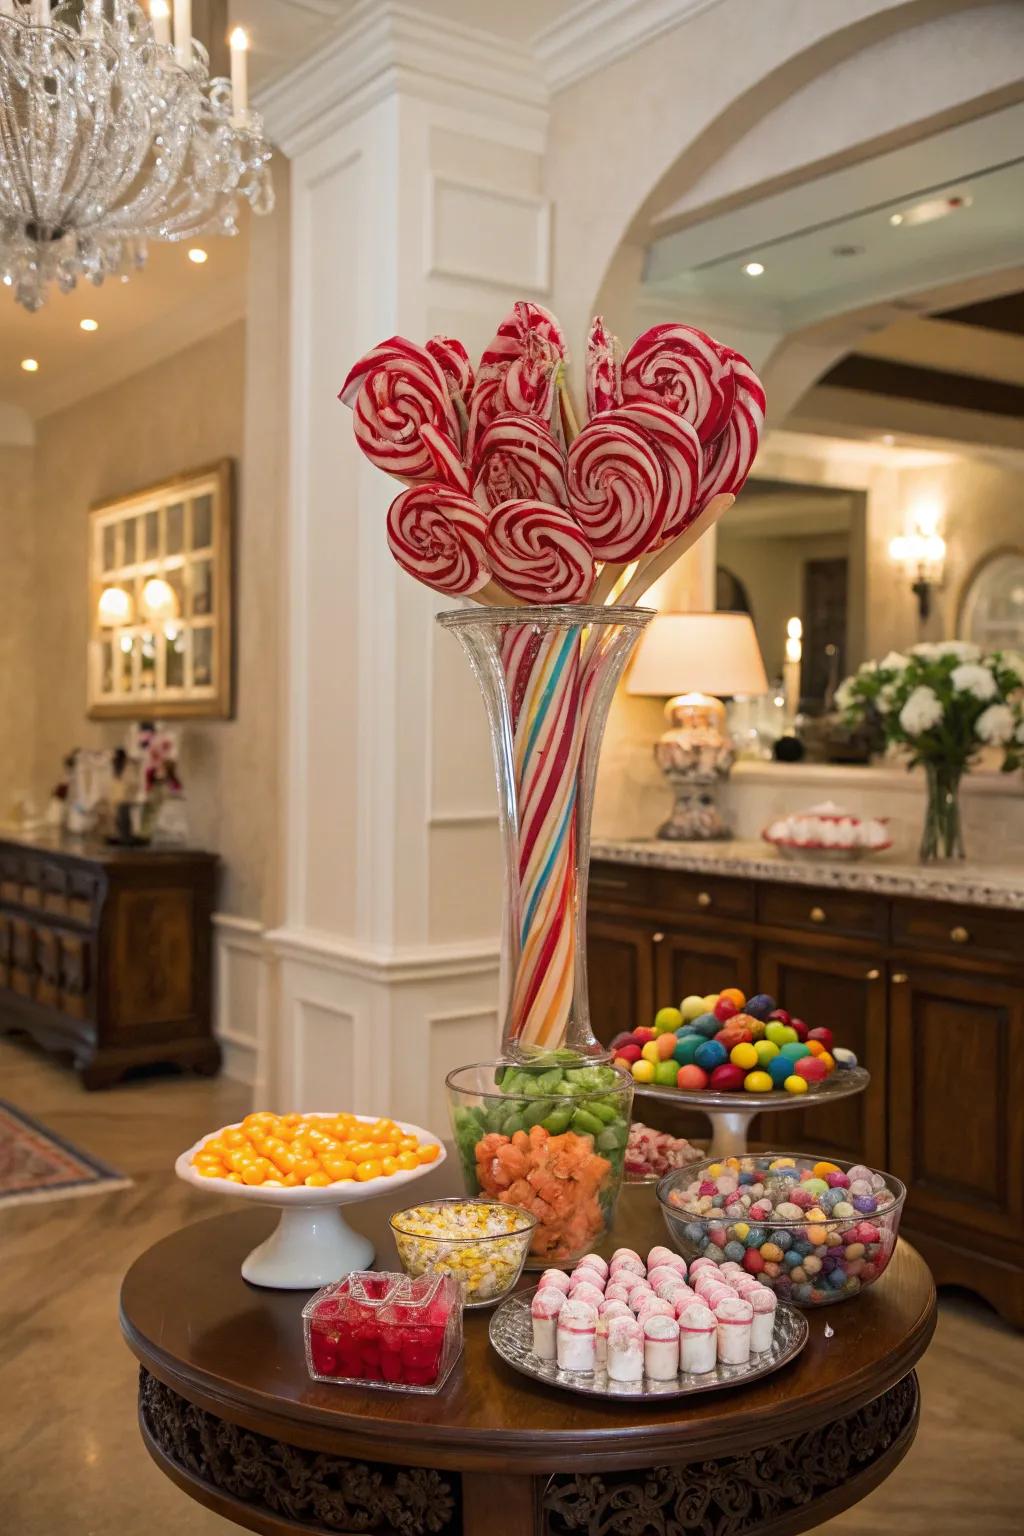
[120,1175,936,1536]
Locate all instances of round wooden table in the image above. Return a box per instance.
[120,1167,936,1536]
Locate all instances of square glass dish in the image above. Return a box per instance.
[302,1270,463,1393]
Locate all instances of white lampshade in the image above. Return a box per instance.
[97,585,134,627]
[626,612,769,699]
[141,576,179,621]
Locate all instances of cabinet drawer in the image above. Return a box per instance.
[654,871,754,921]
[589,861,754,921]
[757,883,887,942]
[891,900,1023,965]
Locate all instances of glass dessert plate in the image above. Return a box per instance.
[632,1067,871,1157]
[489,1285,807,1401]
[175,1114,446,1289]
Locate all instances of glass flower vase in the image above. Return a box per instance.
[920,760,966,862]
[438,604,652,1059]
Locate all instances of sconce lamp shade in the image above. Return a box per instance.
[626,612,769,699]
[141,576,179,622]
[97,585,134,627]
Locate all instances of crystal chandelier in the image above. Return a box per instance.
[0,0,274,310]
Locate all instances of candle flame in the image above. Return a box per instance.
[229,26,249,49]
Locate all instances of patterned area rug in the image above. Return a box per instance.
[0,1099,131,1207]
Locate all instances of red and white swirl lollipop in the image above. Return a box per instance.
[386,483,491,597]
[566,415,665,561]
[613,400,703,543]
[696,345,765,507]
[473,414,567,511]
[586,315,622,417]
[480,302,567,369]
[485,500,595,603]
[622,324,736,445]
[426,335,474,437]
[340,337,461,483]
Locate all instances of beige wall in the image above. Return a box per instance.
[0,444,37,821]
[27,319,274,922]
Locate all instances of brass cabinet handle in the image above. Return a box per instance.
[950,925,970,944]
[810,906,827,924]
[866,968,880,980]
[652,931,665,944]
[696,892,712,909]
[893,971,908,984]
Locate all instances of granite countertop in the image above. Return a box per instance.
[591,837,1024,911]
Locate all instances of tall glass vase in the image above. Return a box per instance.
[438,604,652,1059]
[920,760,965,862]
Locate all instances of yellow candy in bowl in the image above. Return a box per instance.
[390,1197,536,1308]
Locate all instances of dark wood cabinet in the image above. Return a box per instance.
[888,965,1024,1325]
[0,834,219,1089]
[756,943,887,1166]
[588,854,1024,1327]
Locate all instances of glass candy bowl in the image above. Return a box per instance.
[390,1198,536,1308]
[447,1057,633,1268]
[303,1271,463,1393]
[657,1151,905,1307]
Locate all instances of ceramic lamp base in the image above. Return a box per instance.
[657,783,730,840]
[242,1204,376,1290]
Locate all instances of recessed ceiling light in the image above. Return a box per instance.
[881,434,895,445]
[20,358,39,373]
[80,318,99,332]
[889,213,904,226]
[188,247,208,264]
[890,194,971,230]
[743,261,765,277]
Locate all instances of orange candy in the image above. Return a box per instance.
[191,1113,437,1189]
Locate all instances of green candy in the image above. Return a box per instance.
[780,1041,811,1061]
[541,1107,573,1134]
[570,1107,604,1137]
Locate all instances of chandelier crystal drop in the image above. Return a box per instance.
[0,0,274,311]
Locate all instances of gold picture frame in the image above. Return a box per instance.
[87,460,234,719]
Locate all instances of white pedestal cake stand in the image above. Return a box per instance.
[634,1067,870,1157]
[175,1114,446,1289]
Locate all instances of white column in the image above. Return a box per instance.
[257,5,551,1129]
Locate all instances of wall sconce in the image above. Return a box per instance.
[97,585,134,627]
[140,576,179,622]
[889,500,946,621]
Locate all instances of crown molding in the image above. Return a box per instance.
[257,0,548,159]
[533,0,727,93]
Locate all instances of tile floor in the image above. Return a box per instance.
[1,1034,1021,1535]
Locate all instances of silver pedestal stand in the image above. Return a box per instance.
[633,1067,871,1157]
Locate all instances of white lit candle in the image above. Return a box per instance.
[230,26,249,123]
[173,0,191,66]
[150,0,171,47]
[783,616,802,722]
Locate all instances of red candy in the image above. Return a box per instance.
[789,1019,809,1041]
[709,1063,746,1092]
[742,1247,765,1274]
[616,1044,643,1065]
[807,1026,833,1049]
[795,1056,828,1083]
[713,996,738,1023]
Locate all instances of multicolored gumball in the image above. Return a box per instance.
[386,483,491,596]
[484,499,595,603]
[621,323,736,445]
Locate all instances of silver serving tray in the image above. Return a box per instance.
[633,1064,870,1114]
[489,1286,808,1401]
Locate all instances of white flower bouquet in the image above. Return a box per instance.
[835,641,1024,860]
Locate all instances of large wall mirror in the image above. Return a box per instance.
[958,548,1024,652]
[716,477,866,710]
[88,461,234,719]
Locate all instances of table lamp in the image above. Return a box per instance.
[626,612,769,840]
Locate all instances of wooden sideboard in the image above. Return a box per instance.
[587,853,1024,1327]
[0,834,219,1089]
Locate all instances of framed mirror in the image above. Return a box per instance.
[88,460,234,719]
[958,547,1024,652]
